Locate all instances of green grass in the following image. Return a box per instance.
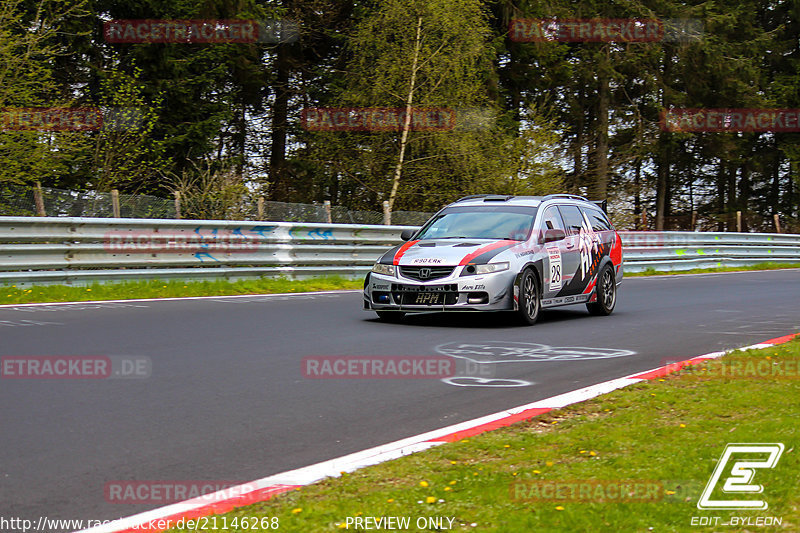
[627,262,799,277]
[0,276,363,305]
[166,337,800,532]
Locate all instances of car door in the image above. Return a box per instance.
[539,205,572,300]
[556,204,588,296]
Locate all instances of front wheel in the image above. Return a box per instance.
[376,311,405,322]
[514,269,541,325]
[586,264,617,316]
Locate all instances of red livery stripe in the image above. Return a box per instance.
[392,240,419,265]
[458,240,516,266]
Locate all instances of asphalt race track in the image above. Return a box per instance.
[1,269,799,529]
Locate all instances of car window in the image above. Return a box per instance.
[540,206,566,241]
[415,206,538,241]
[558,205,584,236]
[582,207,611,231]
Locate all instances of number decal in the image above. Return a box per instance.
[546,246,562,291]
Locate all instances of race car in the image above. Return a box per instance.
[363,194,623,325]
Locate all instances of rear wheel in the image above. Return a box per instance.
[376,311,405,322]
[515,268,541,325]
[587,264,617,316]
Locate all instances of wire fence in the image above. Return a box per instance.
[0,182,796,233]
[0,183,434,225]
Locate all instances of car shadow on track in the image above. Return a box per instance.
[364,308,590,329]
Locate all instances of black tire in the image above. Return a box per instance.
[515,268,541,325]
[376,311,405,322]
[587,264,617,316]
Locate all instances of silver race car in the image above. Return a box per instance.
[363,194,623,325]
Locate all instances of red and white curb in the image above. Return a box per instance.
[78,332,799,533]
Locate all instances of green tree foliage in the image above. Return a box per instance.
[0,0,797,228]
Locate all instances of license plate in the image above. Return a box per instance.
[413,292,441,305]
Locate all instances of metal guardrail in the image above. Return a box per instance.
[0,217,798,286]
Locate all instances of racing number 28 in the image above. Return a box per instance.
[551,264,561,285]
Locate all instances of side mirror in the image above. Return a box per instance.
[543,228,566,243]
[400,229,416,241]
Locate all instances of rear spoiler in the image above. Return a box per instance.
[591,200,608,213]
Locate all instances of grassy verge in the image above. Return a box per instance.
[168,337,800,532]
[626,262,799,277]
[0,276,363,305]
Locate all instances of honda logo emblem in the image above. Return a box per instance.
[418,268,432,279]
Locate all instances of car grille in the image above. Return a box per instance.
[399,266,455,281]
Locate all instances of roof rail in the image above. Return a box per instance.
[454,194,515,202]
[455,194,491,202]
[541,194,588,202]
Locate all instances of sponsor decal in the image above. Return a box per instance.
[546,246,562,291]
[578,212,601,280]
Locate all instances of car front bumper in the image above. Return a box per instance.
[363,267,517,313]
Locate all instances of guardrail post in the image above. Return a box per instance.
[111,189,121,218]
[736,211,742,232]
[383,201,391,225]
[257,197,265,220]
[33,181,46,216]
[324,200,332,224]
[774,214,782,233]
[174,191,181,219]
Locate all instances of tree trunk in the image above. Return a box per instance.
[655,133,669,231]
[387,16,423,212]
[269,43,290,200]
[593,45,610,200]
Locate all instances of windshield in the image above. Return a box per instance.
[415,206,538,241]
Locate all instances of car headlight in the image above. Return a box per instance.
[372,263,396,276]
[476,262,509,275]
